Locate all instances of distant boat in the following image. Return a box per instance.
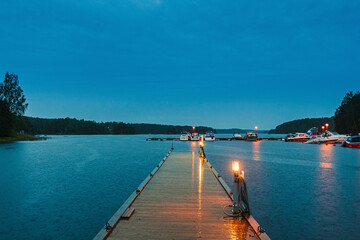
[283,134,295,141]
[244,132,258,141]
[285,127,322,142]
[286,133,312,142]
[307,127,321,137]
[341,135,360,148]
[305,131,348,144]
[204,132,215,141]
[233,133,242,139]
[180,132,190,141]
[191,132,200,141]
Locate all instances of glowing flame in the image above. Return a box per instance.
[232,162,239,172]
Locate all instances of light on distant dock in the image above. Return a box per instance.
[192,126,195,131]
[325,123,329,130]
[232,162,240,172]
[255,126,258,130]
[322,126,325,132]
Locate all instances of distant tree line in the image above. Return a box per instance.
[216,128,269,134]
[23,117,214,135]
[269,117,335,134]
[335,91,360,134]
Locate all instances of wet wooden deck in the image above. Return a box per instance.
[94,151,270,240]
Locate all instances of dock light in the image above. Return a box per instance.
[232,161,241,214]
[255,126,258,130]
[232,161,251,215]
[325,123,329,130]
[192,126,195,131]
[232,162,240,172]
[322,126,325,132]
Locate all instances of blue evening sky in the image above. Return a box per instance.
[1,0,359,129]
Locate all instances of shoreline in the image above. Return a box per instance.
[0,134,48,144]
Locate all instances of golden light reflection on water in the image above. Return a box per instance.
[253,141,260,161]
[319,144,334,169]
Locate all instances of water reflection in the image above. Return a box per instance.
[252,141,261,161]
[319,144,334,169]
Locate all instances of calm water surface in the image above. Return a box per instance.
[0,135,359,239]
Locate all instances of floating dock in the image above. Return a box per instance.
[94,150,270,240]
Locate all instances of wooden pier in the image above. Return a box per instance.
[94,150,270,240]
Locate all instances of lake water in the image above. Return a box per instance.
[0,135,359,239]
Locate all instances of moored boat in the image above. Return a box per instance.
[305,130,348,144]
[191,132,200,141]
[244,132,258,141]
[204,132,215,141]
[180,132,190,141]
[283,134,295,141]
[341,135,360,148]
[233,133,242,139]
[286,133,312,142]
[307,127,321,137]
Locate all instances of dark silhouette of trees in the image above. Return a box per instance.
[24,117,214,135]
[269,117,334,134]
[0,72,28,116]
[0,100,13,137]
[335,91,360,134]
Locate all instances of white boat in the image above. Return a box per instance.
[191,132,200,141]
[233,133,242,139]
[305,130,349,144]
[180,132,190,141]
[244,132,258,141]
[286,133,312,142]
[204,132,215,141]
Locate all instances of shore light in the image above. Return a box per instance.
[322,126,325,131]
[325,123,329,130]
[255,126,258,130]
[192,126,195,131]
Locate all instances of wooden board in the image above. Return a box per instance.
[106,151,257,240]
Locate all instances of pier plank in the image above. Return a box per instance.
[106,151,258,239]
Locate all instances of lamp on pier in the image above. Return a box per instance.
[232,161,250,215]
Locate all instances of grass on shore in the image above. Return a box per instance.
[0,133,47,143]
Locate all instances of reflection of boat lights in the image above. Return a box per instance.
[253,141,260,161]
[192,142,196,146]
[319,144,334,168]
[320,162,333,168]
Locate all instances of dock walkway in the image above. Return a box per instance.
[94,151,269,240]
